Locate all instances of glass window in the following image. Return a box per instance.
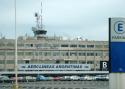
[18,52,24,56]
[103,52,109,56]
[47,87,52,89]
[18,60,24,64]
[25,52,33,56]
[61,51,69,56]
[70,51,77,56]
[8,69,14,71]
[53,44,59,47]
[79,45,86,48]
[35,52,39,56]
[0,60,4,64]
[35,44,42,48]
[61,44,69,47]
[50,44,59,49]
[79,61,86,64]
[25,44,33,47]
[17,43,24,47]
[7,51,14,55]
[106,52,109,56]
[87,52,94,56]
[53,51,59,56]
[25,60,29,64]
[95,52,102,56]
[68,88,73,89]
[61,88,65,89]
[0,43,4,47]
[87,45,94,48]
[95,45,102,48]
[65,60,69,64]
[70,61,77,64]
[70,44,77,47]
[104,45,108,48]
[87,61,94,64]
[44,52,51,56]
[0,51,5,55]
[41,87,45,89]
[39,52,42,55]
[54,88,59,89]
[7,60,14,64]
[7,43,14,47]
[56,60,60,64]
[79,52,86,56]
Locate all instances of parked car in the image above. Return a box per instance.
[46,77,54,81]
[84,75,94,81]
[36,75,47,81]
[95,75,109,81]
[53,76,62,81]
[79,77,86,81]
[0,76,9,81]
[63,76,71,81]
[70,76,80,81]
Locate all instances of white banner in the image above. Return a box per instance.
[18,64,90,71]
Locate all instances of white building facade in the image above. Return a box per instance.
[0,35,108,72]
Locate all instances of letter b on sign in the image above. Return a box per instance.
[100,61,109,71]
[103,62,107,68]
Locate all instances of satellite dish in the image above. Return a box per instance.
[35,13,38,17]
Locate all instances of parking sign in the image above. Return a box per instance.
[109,18,125,72]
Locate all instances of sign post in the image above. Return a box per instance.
[109,18,125,89]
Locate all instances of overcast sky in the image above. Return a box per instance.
[0,0,125,41]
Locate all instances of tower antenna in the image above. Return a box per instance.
[40,2,43,29]
[32,1,47,38]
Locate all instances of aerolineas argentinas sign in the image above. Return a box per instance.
[109,18,125,72]
[18,64,90,71]
[110,18,125,42]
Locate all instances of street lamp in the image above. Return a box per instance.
[13,0,18,89]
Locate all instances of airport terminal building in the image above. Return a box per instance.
[0,6,109,74]
[0,29,109,72]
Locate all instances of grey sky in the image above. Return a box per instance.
[0,0,125,41]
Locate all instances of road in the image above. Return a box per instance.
[0,81,109,89]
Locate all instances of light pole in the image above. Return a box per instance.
[14,0,18,89]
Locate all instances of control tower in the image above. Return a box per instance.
[32,2,47,38]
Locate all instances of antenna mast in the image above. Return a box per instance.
[32,1,47,38]
[40,2,43,29]
[35,1,43,29]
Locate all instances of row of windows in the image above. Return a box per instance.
[0,51,108,56]
[25,44,108,48]
[0,60,23,64]
[62,44,94,48]
[0,60,97,64]
[0,43,24,47]
[61,44,107,48]
[0,42,108,48]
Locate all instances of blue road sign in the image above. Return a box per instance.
[109,18,125,72]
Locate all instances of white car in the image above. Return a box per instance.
[84,75,94,81]
[70,76,80,81]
